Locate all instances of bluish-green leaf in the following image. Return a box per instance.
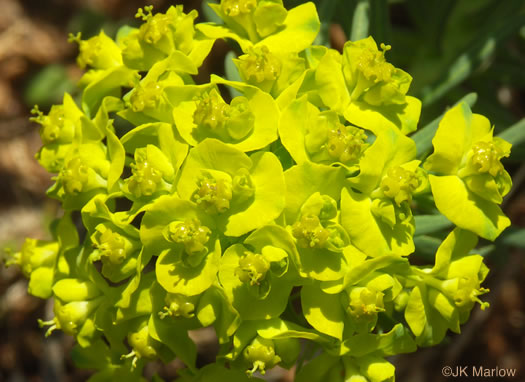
[414,214,453,236]
[350,0,370,41]
[497,118,525,148]
[499,227,525,249]
[420,14,525,106]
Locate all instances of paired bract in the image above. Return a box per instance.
[5,1,512,381]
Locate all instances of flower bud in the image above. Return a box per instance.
[393,290,410,312]
[345,286,385,324]
[165,218,211,256]
[39,297,101,337]
[469,141,506,177]
[193,89,255,142]
[92,227,129,265]
[127,146,173,197]
[454,276,490,310]
[123,324,160,368]
[243,337,281,376]
[291,215,330,249]
[135,5,197,54]
[343,37,411,106]
[193,172,233,214]
[300,193,338,221]
[221,0,257,17]
[193,89,230,130]
[232,168,255,202]
[55,300,92,335]
[237,46,281,84]
[130,82,164,112]
[235,251,270,286]
[325,123,368,164]
[304,112,368,165]
[31,105,75,146]
[59,157,90,195]
[324,223,350,252]
[68,31,122,70]
[136,6,171,45]
[159,293,196,319]
[380,166,419,206]
[128,326,158,359]
[357,43,393,83]
[224,96,254,141]
[6,238,58,278]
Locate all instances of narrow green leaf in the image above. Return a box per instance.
[350,0,370,41]
[413,235,442,257]
[316,0,339,22]
[474,245,496,257]
[201,0,223,24]
[506,145,525,162]
[499,227,525,249]
[414,215,453,236]
[369,0,390,43]
[24,65,75,107]
[497,118,525,147]
[224,51,243,99]
[421,14,525,106]
[411,92,477,157]
[314,0,339,46]
[423,0,456,53]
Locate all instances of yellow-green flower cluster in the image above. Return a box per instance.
[3,2,512,382]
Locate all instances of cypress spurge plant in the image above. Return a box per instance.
[4,1,514,381]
